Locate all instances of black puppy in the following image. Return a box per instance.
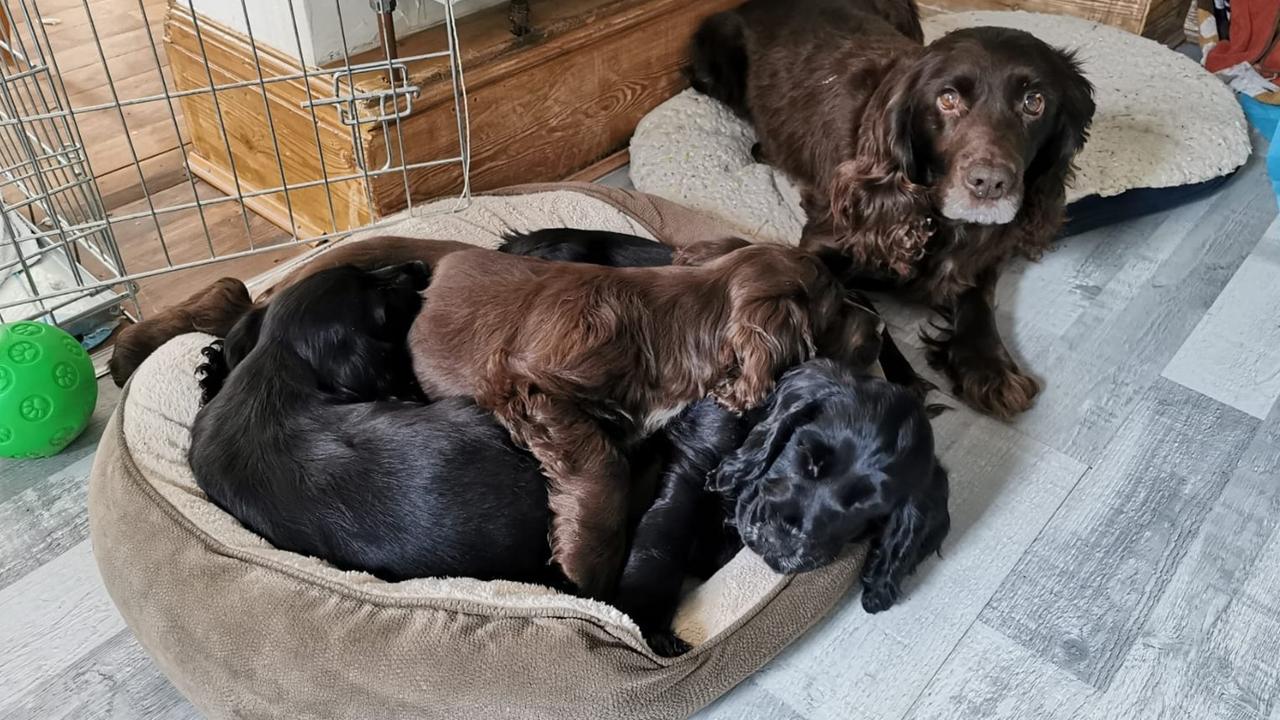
[713,360,949,611]
[501,229,951,613]
[189,263,559,587]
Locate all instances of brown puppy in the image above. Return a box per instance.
[690,0,1095,418]
[409,241,882,598]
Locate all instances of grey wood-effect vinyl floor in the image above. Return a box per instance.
[4,147,1279,719]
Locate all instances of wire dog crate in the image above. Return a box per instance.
[0,0,472,342]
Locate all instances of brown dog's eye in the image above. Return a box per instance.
[937,89,961,113]
[1022,91,1045,117]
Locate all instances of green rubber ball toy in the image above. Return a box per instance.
[0,321,97,459]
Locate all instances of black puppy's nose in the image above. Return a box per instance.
[964,163,1012,200]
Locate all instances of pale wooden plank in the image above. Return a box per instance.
[0,379,120,506]
[0,541,127,706]
[980,378,1259,689]
[903,622,1097,720]
[1163,216,1280,419]
[7,630,197,720]
[748,404,1086,720]
[0,453,93,592]
[1078,400,1280,719]
[696,678,805,720]
[1012,158,1275,462]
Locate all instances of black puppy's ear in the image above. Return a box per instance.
[811,246,854,282]
[369,261,431,291]
[707,366,834,493]
[860,462,951,613]
[223,306,266,370]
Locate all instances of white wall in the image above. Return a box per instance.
[187,0,508,66]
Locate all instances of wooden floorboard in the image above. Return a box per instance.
[6,629,199,720]
[1163,217,1280,419]
[0,541,128,709]
[902,622,1097,720]
[980,377,1258,689]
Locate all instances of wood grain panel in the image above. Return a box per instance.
[0,455,92,593]
[165,3,368,238]
[980,377,1258,690]
[918,0,1186,44]
[165,0,736,234]
[1163,216,1280,419]
[1092,402,1280,718]
[364,0,733,215]
[6,630,198,720]
[0,541,127,706]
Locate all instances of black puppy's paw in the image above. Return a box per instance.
[195,340,229,406]
[860,578,900,614]
[646,631,693,658]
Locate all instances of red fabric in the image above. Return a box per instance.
[1206,0,1280,74]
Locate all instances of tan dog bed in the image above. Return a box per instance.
[89,184,866,720]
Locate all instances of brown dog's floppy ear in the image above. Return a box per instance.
[1014,48,1095,257]
[829,59,934,278]
[1040,49,1095,175]
[715,292,815,413]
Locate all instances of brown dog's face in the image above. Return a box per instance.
[907,28,1095,226]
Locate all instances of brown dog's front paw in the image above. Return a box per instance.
[955,361,1039,419]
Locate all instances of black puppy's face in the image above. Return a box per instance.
[710,363,936,574]
[252,261,430,400]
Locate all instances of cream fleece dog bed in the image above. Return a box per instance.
[630,11,1252,244]
[88,184,864,720]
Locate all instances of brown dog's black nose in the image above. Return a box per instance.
[964,163,1012,200]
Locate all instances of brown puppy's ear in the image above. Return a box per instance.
[672,237,752,266]
[829,59,934,278]
[715,294,815,413]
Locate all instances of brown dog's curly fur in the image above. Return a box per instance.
[408,242,882,598]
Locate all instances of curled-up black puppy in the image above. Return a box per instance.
[501,229,952,614]
[189,262,560,588]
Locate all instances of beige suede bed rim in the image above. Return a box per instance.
[108,377,802,664]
